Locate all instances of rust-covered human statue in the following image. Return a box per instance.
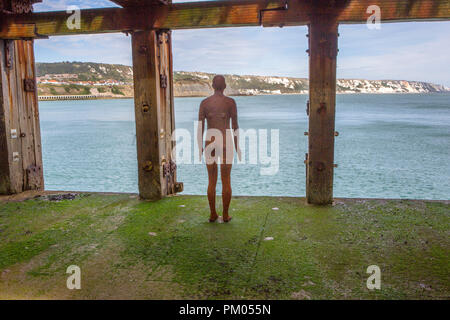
[197,75,241,223]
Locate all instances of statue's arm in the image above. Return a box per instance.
[230,100,241,160]
[197,101,206,157]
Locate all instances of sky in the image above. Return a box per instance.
[33,0,450,86]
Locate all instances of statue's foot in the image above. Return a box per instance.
[209,213,219,222]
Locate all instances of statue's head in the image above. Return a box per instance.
[212,75,226,91]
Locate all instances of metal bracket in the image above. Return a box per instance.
[308,161,337,171]
[4,40,13,69]
[163,160,177,178]
[33,24,49,39]
[170,160,176,175]
[160,74,168,88]
[174,182,184,193]
[11,0,38,14]
[26,164,42,189]
[157,31,169,89]
[162,158,182,194]
[306,100,310,116]
[259,1,288,26]
[163,162,171,177]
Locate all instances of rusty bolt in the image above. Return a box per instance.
[175,182,184,193]
[139,45,148,55]
[316,162,325,172]
[143,161,153,172]
[142,104,150,113]
[317,103,326,114]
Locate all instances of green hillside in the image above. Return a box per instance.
[36,62,133,82]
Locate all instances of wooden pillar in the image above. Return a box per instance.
[131,29,182,200]
[0,1,43,195]
[306,13,339,205]
[0,38,43,194]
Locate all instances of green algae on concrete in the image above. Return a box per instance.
[0,194,448,299]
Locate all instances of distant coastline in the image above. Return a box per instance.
[36,62,449,100]
[38,95,131,101]
[38,91,450,102]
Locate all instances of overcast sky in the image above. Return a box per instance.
[34,0,450,86]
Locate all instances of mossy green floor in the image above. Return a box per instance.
[0,193,448,299]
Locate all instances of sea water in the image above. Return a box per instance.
[39,93,450,199]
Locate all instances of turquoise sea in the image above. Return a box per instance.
[39,93,450,200]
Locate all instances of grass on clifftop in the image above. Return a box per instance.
[0,194,448,299]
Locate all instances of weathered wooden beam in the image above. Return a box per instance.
[1,0,448,38]
[0,39,43,194]
[109,0,167,7]
[262,0,450,27]
[305,11,338,205]
[156,0,290,29]
[0,7,152,38]
[131,29,182,200]
[0,1,288,38]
